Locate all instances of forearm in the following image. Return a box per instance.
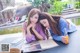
[52,35,62,41]
[26,29,32,36]
[32,29,43,40]
[22,25,27,37]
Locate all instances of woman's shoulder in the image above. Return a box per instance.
[59,18,67,23]
[35,23,42,30]
[23,21,28,28]
[23,21,28,25]
[36,23,42,27]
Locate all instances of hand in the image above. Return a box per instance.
[27,23,36,31]
[31,23,36,29]
[62,36,69,44]
[46,27,49,30]
[27,24,33,30]
[26,34,32,38]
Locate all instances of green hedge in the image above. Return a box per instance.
[0,26,22,35]
[48,1,69,15]
[75,2,80,9]
[72,18,80,25]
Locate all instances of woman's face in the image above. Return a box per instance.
[30,14,39,24]
[40,19,49,28]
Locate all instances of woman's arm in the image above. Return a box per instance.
[52,34,62,41]
[26,25,33,36]
[23,22,34,36]
[53,34,69,44]
[59,18,69,44]
[22,22,27,37]
[59,18,68,36]
[22,22,36,43]
[32,28,44,40]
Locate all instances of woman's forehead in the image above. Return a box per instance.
[32,14,39,17]
[40,19,47,22]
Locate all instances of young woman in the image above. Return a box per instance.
[23,8,47,43]
[38,12,69,44]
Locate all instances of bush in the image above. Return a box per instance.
[48,1,69,15]
[75,2,80,9]
[72,18,80,25]
[0,26,22,35]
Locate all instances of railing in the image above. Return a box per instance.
[61,8,80,25]
[0,8,80,29]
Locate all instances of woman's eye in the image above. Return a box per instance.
[43,21,46,24]
[35,17,38,19]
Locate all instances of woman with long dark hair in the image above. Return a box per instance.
[38,12,69,44]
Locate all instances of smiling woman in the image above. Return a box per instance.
[22,8,48,43]
[38,12,70,44]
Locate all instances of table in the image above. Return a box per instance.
[28,27,80,53]
[0,27,80,53]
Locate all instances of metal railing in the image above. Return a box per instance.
[61,8,80,25]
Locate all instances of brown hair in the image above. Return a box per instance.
[39,12,61,35]
[51,15,69,29]
[27,8,41,25]
[26,8,47,40]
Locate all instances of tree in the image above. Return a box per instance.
[0,0,15,24]
[75,0,80,8]
[27,0,50,12]
[0,0,5,23]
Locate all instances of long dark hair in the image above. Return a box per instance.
[27,8,41,40]
[39,12,61,35]
[51,15,60,24]
[51,15,69,30]
[26,8,47,40]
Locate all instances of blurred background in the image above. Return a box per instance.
[0,0,80,35]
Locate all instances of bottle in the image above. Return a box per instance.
[64,28,69,44]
